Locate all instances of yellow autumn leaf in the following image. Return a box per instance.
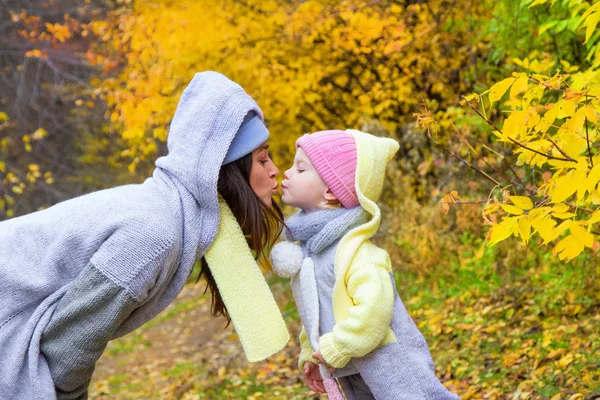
[536,103,559,133]
[552,204,569,213]
[557,353,575,368]
[518,217,532,243]
[551,175,577,203]
[31,128,48,141]
[570,223,594,248]
[509,195,534,210]
[555,100,577,119]
[503,352,521,367]
[500,204,524,215]
[552,212,576,219]
[533,218,558,243]
[581,105,598,124]
[545,348,566,360]
[592,190,600,205]
[502,110,528,139]
[587,210,600,226]
[488,77,516,105]
[488,217,518,245]
[484,203,501,215]
[586,164,600,193]
[0,112,7,122]
[510,73,529,99]
[529,207,552,219]
[554,235,584,261]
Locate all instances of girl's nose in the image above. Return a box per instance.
[283,169,291,180]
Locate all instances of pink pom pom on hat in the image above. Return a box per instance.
[296,130,360,208]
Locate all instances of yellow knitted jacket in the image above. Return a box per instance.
[298,129,400,369]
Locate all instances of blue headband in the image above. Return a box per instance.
[223,113,270,165]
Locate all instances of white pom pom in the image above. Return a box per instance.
[270,241,304,278]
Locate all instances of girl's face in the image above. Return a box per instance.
[281,148,330,211]
[249,141,280,207]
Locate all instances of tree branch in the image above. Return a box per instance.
[463,97,577,163]
[543,133,577,163]
[585,116,594,168]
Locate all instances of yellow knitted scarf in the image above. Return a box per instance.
[204,198,289,362]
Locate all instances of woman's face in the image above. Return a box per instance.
[249,141,280,207]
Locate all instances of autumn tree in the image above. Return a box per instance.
[0,0,116,219]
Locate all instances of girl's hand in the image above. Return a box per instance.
[304,362,326,393]
[312,351,336,374]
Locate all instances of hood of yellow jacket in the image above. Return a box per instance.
[334,129,399,276]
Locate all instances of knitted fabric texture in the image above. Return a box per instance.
[272,208,366,400]
[223,112,269,164]
[205,197,289,362]
[285,207,367,253]
[296,130,359,208]
[315,130,400,369]
[0,71,284,399]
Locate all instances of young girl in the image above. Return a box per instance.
[270,130,459,399]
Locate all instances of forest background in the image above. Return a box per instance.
[1,0,599,398]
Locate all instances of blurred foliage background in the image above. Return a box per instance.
[1,0,599,398]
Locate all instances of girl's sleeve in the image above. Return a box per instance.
[40,261,142,400]
[318,263,394,368]
[297,326,318,370]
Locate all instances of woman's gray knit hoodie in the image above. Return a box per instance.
[0,71,262,399]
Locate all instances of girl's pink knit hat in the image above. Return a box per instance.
[296,130,359,208]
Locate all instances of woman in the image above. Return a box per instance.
[0,71,289,399]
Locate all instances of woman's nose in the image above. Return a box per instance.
[270,162,280,178]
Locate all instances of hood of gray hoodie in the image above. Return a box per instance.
[0,71,263,397]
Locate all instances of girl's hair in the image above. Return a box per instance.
[197,152,284,326]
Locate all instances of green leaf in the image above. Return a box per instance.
[528,0,549,8]
[538,21,558,35]
[584,11,600,44]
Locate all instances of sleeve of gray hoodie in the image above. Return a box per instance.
[40,261,142,400]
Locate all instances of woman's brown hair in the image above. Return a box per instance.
[197,151,284,326]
